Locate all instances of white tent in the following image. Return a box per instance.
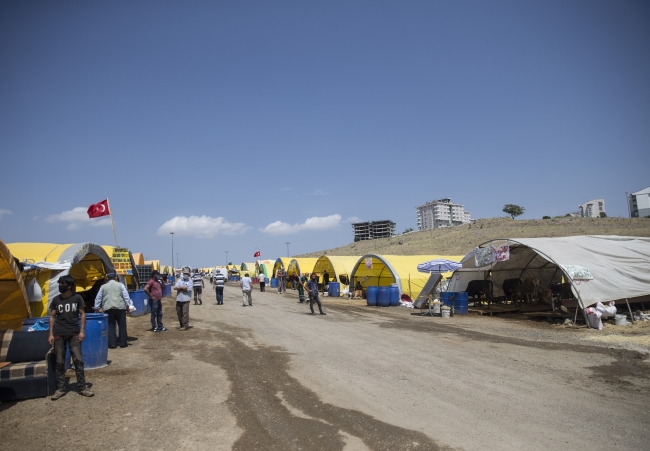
[448,236,650,309]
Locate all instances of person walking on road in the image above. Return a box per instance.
[214,268,226,305]
[306,273,326,315]
[240,273,253,306]
[94,272,134,348]
[297,273,307,303]
[259,271,266,292]
[145,270,167,332]
[192,269,205,305]
[49,275,94,400]
[174,268,193,330]
[277,268,286,294]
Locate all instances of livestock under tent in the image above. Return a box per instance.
[447,236,650,309]
[350,254,464,300]
[273,258,292,277]
[255,260,275,277]
[312,256,361,286]
[0,239,31,330]
[286,258,318,276]
[7,242,115,317]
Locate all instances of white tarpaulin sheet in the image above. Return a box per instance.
[451,235,650,308]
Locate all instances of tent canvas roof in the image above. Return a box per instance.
[286,258,318,276]
[456,235,650,308]
[0,239,31,330]
[313,256,361,284]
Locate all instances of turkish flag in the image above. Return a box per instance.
[87,199,110,218]
[254,251,261,258]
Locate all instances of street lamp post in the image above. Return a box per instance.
[225,251,229,266]
[176,253,179,270]
[285,242,290,257]
[170,232,174,274]
[625,192,631,222]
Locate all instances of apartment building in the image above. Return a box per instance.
[578,199,606,218]
[416,198,472,230]
[352,220,396,241]
[630,187,650,218]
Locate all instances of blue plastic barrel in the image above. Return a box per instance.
[168,275,175,284]
[22,316,50,331]
[377,286,390,307]
[366,286,378,306]
[328,282,340,298]
[129,290,147,316]
[271,278,278,288]
[389,284,400,306]
[82,313,109,369]
[163,283,172,297]
[453,292,469,314]
[441,292,455,307]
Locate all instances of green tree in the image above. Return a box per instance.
[542,215,551,219]
[403,227,414,234]
[599,212,607,218]
[503,204,525,219]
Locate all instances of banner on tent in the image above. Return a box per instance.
[560,264,593,281]
[493,243,510,262]
[365,258,373,269]
[112,248,133,275]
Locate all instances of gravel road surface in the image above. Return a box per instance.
[1,281,648,451]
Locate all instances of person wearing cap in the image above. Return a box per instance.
[174,268,193,330]
[144,270,167,332]
[94,272,134,348]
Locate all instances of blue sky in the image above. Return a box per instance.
[1,1,648,268]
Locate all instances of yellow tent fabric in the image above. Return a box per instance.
[312,256,362,285]
[239,262,256,273]
[286,258,318,276]
[350,254,464,300]
[145,260,161,271]
[272,258,292,278]
[0,239,31,330]
[7,242,115,317]
[132,252,145,265]
[255,260,275,277]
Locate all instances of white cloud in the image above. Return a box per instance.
[261,214,342,235]
[157,215,250,238]
[306,189,329,196]
[0,209,12,220]
[46,207,111,231]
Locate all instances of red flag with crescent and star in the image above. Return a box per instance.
[254,251,261,258]
[87,199,110,218]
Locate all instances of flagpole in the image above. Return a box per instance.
[106,198,119,247]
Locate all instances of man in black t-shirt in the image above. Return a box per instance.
[48,275,94,400]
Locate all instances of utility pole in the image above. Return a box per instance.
[170,232,174,273]
[225,251,229,266]
[176,253,179,270]
[285,242,290,257]
[625,192,631,222]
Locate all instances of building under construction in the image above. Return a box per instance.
[352,220,396,241]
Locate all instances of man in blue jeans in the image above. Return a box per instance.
[145,270,167,332]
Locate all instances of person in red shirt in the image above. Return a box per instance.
[144,270,167,332]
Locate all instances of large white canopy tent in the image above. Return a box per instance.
[448,236,650,309]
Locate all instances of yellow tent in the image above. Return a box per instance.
[0,239,31,330]
[349,254,464,299]
[7,242,115,317]
[286,258,318,276]
[144,260,160,272]
[255,260,275,277]
[239,262,256,274]
[272,258,292,278]
[312,256,362,285]
[132,252,145,265]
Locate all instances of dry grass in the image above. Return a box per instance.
[297,217,650,257]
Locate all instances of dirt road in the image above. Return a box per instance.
[1,282,649,450]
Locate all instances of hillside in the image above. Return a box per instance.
[296,217,650,257]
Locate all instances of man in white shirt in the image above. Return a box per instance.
[240,273,253,307]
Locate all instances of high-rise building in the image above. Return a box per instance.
[630,187,650,218]
[352,220,396,241]
[416,198,471,230]
[578,199,605,218]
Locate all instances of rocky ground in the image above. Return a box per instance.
[1,282,649,451]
